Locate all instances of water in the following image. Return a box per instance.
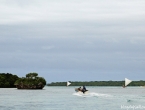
[0,86,145,110]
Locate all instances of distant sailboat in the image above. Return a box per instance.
[123,78,132,88]
[67,81,71,86]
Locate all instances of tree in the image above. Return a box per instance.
[0,73,19,88]
[26,72,38,79]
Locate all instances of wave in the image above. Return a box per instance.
[73,92,112,98]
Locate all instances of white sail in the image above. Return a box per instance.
[125,78,132,86]
[67,81,71,86]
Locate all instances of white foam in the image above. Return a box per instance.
[73,92,112,98]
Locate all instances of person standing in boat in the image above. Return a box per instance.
[82,85,88,93]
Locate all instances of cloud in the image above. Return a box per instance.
[0,0,145,81]
[1,0,145,24]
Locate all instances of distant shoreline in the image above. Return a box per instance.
[47,81,145,86]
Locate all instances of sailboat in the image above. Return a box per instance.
[66,81,71,86]
[123,78,132,88]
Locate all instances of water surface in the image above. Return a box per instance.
[0,86,145,110]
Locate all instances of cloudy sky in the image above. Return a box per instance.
[0,0,145,83]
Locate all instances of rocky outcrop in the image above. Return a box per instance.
[14,73,46,89]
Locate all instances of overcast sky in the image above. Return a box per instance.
[0,0,145,83]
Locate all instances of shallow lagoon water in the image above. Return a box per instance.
[0,86,145,110]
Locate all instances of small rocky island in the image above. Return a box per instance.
[14,72,46,89]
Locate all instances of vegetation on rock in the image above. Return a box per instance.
[14,72,46,89]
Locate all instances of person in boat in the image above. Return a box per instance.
[81,85,88,93]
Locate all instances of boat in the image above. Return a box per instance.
[75,86,88,94]
[66,81,71,86]
[123,78,132,88]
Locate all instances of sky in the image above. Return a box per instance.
[0,0,145,83]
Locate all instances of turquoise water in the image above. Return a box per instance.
[0,86,145,110]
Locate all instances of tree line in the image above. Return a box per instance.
[1,73,145,87]
[0,73,19,88]
[0,73,46,88]
[47,80,145,86]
